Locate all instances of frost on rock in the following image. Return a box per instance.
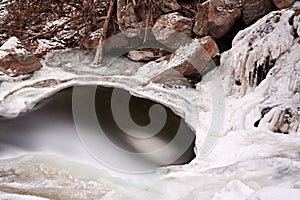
[220,9,295,96]
[220,6,300,134]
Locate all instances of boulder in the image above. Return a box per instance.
[207,0,242,39]
[149,36,219,87]
[193,0,242,39]
[0,37,42,77]
[273,0,295,9]
[152,12,193,50]
[243,0,273,25]
[157,0,181,13]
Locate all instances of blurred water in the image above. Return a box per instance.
[0,86,195,175]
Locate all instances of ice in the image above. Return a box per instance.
[0,191,49,200]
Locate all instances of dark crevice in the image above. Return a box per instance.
[289,14,299,39]
[215,17,247,53]
[254,107,272,127]
[250,56,276,87]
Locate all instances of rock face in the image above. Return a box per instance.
[220,10,295,96]
[0,37,42,76]
[152,12,193,50]
[243,0,273,25]
[273,0,295,9]
[220,7,300,134]
[207,0,242,39]
[149,36,219,87]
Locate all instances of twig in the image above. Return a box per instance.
[93,0,115,65]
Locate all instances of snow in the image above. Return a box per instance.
[0,37,29,59]
[248,186,300,200]
[36,39,64,53]
[212,180,254,200]
[0,0,9,19]
[0,191,49,200]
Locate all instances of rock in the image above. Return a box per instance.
[220,7,300,134]
[117,0,139,31]
[117,0,180,32]
[127,49,169,62]
[273,0,295,9]
[180,2,197,18]
[149,36,219,87]
[117,0,162,33]
[0,37,42,76]
[152,12,193,50]
[243,0,273,25]
[193,0,241,39]
[207,0,242,39]
[193,2,209,37]
[220,10,295,96]
[157,0,181,13]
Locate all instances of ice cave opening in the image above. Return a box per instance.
[0,86,196,173]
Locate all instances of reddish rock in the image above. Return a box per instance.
[0,54,42,77]
[193,0,241,39]
[207,0,242,39]
[0,37,42,76]
[150,36,219,87]
[157,0,181,13]
[243,0,273,25]
[273,0,295,9]
[193,2,209,37]
[152,12,193,50]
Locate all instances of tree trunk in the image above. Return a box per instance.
[93,0,115,65]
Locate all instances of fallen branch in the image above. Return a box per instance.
[93,0,115,65]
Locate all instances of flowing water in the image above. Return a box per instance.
[0,86,195,175]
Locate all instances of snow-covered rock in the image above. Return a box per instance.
[0,37,30,59]
[220,9,296,96]
[149,36,219,87]
[220,5,300,134]
[0,37,42,76]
